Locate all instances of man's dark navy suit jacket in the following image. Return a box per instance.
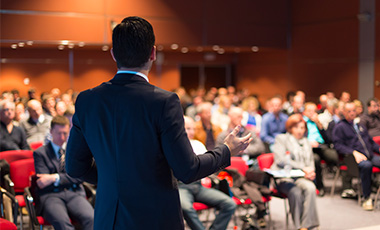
[66,73,231,230]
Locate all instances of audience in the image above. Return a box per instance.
[34,115,94,229]
[359,97,380,138]
[0,100,30,151]
[318,98,338,130]
[303,102,338,196]
[241,96,262,135]
[194,102,223,150]
[19,99,52,144]
[211,94,233,131]
[260,96,288,151]
[216,107,265,161]
[272,114,320,230]
[179,116,236,230]
[3,85,380,225]
[333,102,380,211]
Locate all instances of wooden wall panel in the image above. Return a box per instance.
[1,14,105,43]
[1,0,103,13]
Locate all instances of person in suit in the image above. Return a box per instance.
[65,16,251,230]
[34,115,94,230]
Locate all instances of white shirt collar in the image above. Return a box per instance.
[117,70,149,82]
[50,141,61,159]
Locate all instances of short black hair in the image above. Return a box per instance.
[112,16,155,69]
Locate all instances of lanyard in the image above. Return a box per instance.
[116,70,149,82]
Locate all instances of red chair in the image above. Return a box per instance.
[227,157,271,228]
[29,142,43,151]
[24,175,96,230]
[372,136,380,146]
[0,150,33,163]
[0,218,17,230]
[9,158,35,229]
[256,153,290,228]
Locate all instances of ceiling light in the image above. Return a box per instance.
[171,44,179,50]
[78,42,85,47]
[181,47,189,53]
[11,44,17,49]
[18,42,25,47]
[26,41,33,46]
[58,45,65,50]
[217,48,225,54]
[212,45,220,51]
[157,45,164,51]
[61,40,69,45]
[251,46,259,52]
[102,45,109,51]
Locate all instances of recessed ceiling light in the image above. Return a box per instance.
[181,47,189,53]
[171,44,179,50]
[11,44,17,49]
[58,45,65,50]
[212,45,220,51]
[251,46,259,52]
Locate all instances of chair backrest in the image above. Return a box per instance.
[373,136,380,146]
[9,158,35,193]
[0,150,33,164]
[29,142,43,151]
[227,157,249,176]
[257,153,274,170]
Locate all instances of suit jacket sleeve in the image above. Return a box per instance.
[66,111,98,184]
[158,93,230,184]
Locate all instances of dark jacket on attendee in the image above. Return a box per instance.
[332,119,379,158]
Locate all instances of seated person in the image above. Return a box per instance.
[194,102,223,150]
[179,116,236,230]
[272,114,320,230]
[216,107,265,162]
[241,96,262,135]
[303,102,338,195]
[333,102,380,211]
[0,100,30,151]
[260,96,288,151]
[20,99,51,144]
[34,115,94,230]
[359,97,380,138]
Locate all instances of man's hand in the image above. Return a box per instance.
[302,167,316,181]
[353,150,367,164]
[224,126,252,156]
[36,174,56,189]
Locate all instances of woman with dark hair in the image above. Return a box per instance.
[271,114,319,230]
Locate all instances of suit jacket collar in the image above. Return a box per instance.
[110,73,149,86]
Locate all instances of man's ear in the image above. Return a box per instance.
[150,46,157,61]
[110,48,117,62]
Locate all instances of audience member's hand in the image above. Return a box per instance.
[310,140,319,148]
[36,174,56,189]
[302,167,316,181]
[353,150,367,164]
[223,126,252,156]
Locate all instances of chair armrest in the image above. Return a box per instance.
[24,187,40,227]
[0,187,18,224]
[82,182,96,207]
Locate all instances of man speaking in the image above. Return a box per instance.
[66,16,251,230]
